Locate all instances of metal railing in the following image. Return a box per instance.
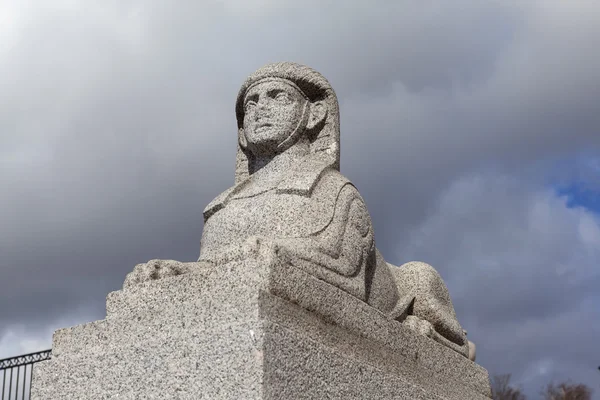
[0,350,51,400]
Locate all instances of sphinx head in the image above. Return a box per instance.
[239,78,326,158]
[235,63,341,183]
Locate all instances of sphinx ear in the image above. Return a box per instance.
[238,127,248,150]
[307,101,327,130]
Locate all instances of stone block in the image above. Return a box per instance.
[32,257,491,399]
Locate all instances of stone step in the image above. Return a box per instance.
[36,316,490,400]
[33,324,264,400]
[105,260,266,321]
[51,300,261,359]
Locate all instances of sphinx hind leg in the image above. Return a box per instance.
[387,260,471,356]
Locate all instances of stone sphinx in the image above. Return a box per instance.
[124,62,474,361]
[31,62,490,400]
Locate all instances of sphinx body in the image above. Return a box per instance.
[199,151,400,315]
[198,150,470,358]
[124,62,473,360]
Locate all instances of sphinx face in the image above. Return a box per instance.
[242,79,307,157]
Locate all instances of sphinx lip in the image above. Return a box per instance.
[257,122,272,128]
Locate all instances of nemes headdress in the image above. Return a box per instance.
[234,62,340,184]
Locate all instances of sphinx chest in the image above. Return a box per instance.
[199,188,338,261]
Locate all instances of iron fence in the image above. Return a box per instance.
[0,350,51,400]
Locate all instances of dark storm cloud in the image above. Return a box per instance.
[1,1,599,396]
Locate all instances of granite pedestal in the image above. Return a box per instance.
[32,257,491,399]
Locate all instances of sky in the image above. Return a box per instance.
[1,0,599,398]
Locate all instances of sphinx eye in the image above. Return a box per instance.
[244,101,257,112]
[274,92,291,103]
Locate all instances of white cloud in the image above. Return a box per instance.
[0,328,49,359]
[0,0,22,54]
[0,307,92,359]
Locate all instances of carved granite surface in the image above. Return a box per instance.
[126,62,474,359]
[32,62,491,400]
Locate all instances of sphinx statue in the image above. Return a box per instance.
[124,62,475,361]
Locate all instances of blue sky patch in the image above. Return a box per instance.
[555,183,600,213]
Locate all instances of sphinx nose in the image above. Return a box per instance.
[257,98,269,109]
[255,99,270,118]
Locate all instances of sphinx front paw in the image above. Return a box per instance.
[241,236,287,264]
[123,259,191,289]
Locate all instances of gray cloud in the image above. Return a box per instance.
[397,171,600,397]
[1,0,599,395]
